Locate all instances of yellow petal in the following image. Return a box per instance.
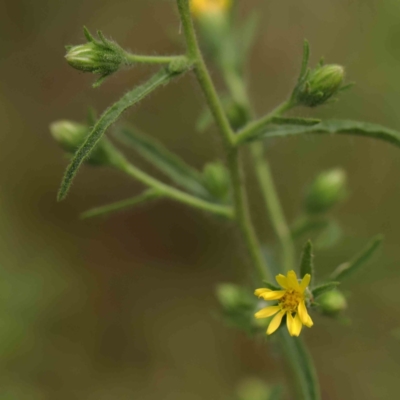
[255,306,281,319]
[267,310,286,335]
[254,288,270,297]
[260,290,286,300]
[305,314,314,328]
[297,300,310,325]
[293,313,303,336]
[286,270,300,291]
[275,274,289,289]
[286,312,295,336]
[300,274,311,292]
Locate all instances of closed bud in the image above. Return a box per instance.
[305,168,347,214]
[202,162,231,201]
[65,28,127,86]
[318,290,347,316]
[296,64,345,107]
[50,120,125,167]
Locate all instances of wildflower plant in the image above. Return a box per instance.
[51,0,400,398]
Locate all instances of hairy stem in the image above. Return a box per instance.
[118,160,234,218]
[176,0,270,280]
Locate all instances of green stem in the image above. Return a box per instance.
[118,160,234,218]
[176,0,270,280]
[250,142,296,272]
[235,100,293,145]
[124,54,183,65]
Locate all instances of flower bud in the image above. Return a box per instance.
[50,120,125,167]
[305,168,347,214]
[318,290,347,316]
[296,64,345,107]
[65,28,126,86]
[202,162,231,201]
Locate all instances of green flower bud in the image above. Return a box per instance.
[203,162,231,201]
[65,28,127,86]
[296,64,345,107]
[318,290,347,316]
[305,168,347,214]
[50,120,125,167]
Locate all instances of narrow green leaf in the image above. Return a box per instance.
[243,120,400,149]
[115,125,209,198]
[57,68,177,201]
[271,117,321,126]
[330,235,383,281]
[312,282,340,299]
[278,332,321,400]
[300,241,314,285]
[299,39,310,81]
[262,281,281,291]
[80,189,161,219]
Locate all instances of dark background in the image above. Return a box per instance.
[1,0,400,399]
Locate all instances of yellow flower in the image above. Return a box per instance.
[190,0,231,17]
[254,270,314,337]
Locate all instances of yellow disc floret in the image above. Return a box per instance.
[254,270,314,337]
[191,0,231,17]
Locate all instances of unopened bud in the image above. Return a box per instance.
[50,120,125,167]
[296,64,345,107]
[203,162,231,201]
[65,28,126,86]
[305,168,347,214]
[318,290,347,316]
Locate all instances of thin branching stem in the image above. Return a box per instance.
[176,0,270,281]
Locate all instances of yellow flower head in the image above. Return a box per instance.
[254,270,314,337]
[191,0,231,17]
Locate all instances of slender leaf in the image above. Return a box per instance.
[58,68,178,201]
[330,235,383,281]
[300,241,314,285]
[271,117,321,126]
[299,39,310,81]
[312,282,340,299]
[116,125,209,197]
[243,120,400,149]
[80,189,161,219]
[278,332,321,400]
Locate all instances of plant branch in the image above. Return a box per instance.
[117,160,234,218]
[176,0,270,280]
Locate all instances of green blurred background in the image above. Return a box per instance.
[1,0,400,398]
